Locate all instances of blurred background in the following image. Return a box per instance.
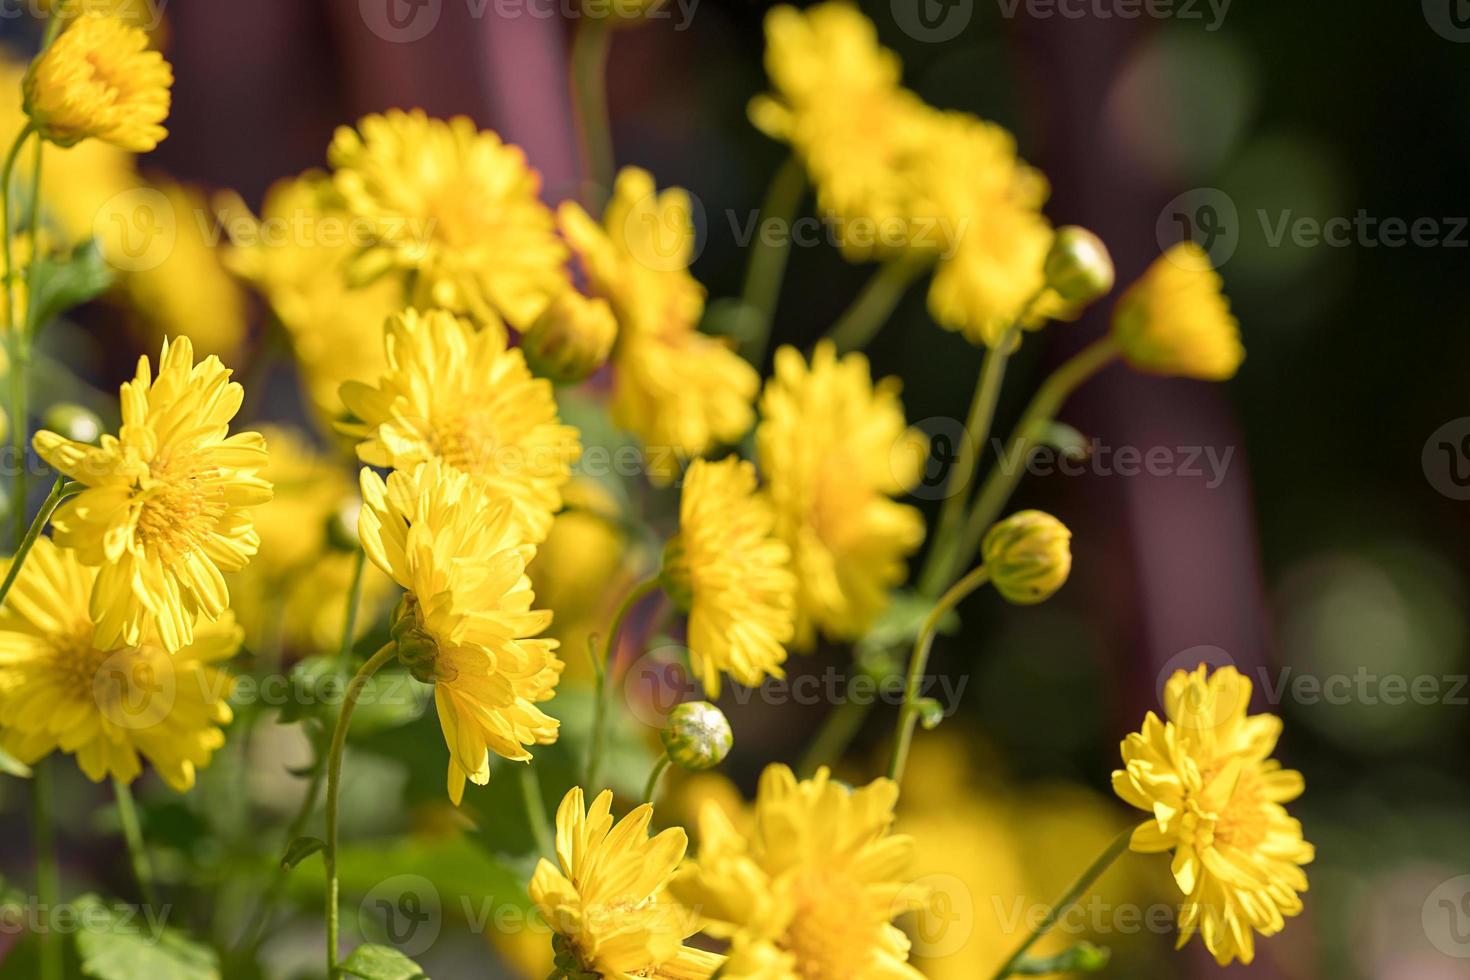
[2,1,1469,978]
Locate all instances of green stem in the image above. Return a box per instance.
[112,778,157,909]
[942,336,1119,592]
[570,18,613,209]
[520,764,555,860]
[0,476,76,609]
[32,757,60,980]
[796,697,871,779]
[323,641,396,975]
[887,564,990,785]
[988,828,1132,980]
[586,576,659,790]
[336,546,367,667]
[739,155,806,365]
[3,124,35,546]
[823,254,931,354]
[642,754,670,804]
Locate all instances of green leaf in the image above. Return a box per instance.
[855,590,960,666]
[1033,421,1091,460]
[0,744,32,778]
[339,943,428,979]
[280,835,325,869]
[72,894,220,980]
[25,240,116,335]
[1011,941,1111,975]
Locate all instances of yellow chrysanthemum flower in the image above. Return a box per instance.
[221,172,404,425]
[0,538,237,791]
[357,459,563,804]
[329,110,568,328]
[23,12,172,152]
[530,787,723,980]
[338,307,581,543]
[757,343,925,647]
[672,764,925,980]
[1111,242,1244,380]
[560,167,758,480]
[32,336,272,653]
[1112,664,1314,966]
[661,457,795,695]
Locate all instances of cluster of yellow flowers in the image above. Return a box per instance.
[0,4,1299,980]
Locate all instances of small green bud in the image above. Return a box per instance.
[41,403,104,444]
[325,498,361,552]
[390,594,449,684]
[1044,226,1114,307]
[982,510,1073,605]
[523,291,616,384]
[660,701,732,771]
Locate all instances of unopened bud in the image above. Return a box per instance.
[1044,227,1114,307]
[982,510,1072,605]
[523,292,616,384]
[660,701,732,771]
[326,498,361,552]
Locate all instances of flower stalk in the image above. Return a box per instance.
[0,475,79,610]
[586,576,659,789]
[739,154,806,365]
[824,252,931,354]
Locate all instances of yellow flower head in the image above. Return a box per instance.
[222,172,404,424]
[33,336,272,653]
[24,12,172,152]
[1111,242,1244,380]
[0,538,237,791]
[757,343,925,647]
[1112,664,1313,966]
[671,765,925,980]
[661,457,795,695]
[530,787,723,980]
[329,110,568,328]
[357,459,563,804]
[560,167,757,480]
[338,307,580,543]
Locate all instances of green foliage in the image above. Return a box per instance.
[1010,941,1111,975]
[24,240,115,336]
[72,894,220,980]
[338,944,428,980]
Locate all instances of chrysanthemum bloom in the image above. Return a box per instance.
[221,172,402,424]
[23,13,172,152]
[0,538,238,791]
[1111,242,1244,380]
[329,110,568,328]
[672,765,926,979]
[757,343,925,647]
[339,307,580,543]
[1112,664,1314,965]
[560,168,758,480]
[357,459,563,804]
[530,787,723,980]
[33,336,272,653]
[661,457,795,695]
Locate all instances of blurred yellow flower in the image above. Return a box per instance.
[530,787,722,979]
[32,336,272,653]
[221,172,403,425]
[1113,664,1313,966]
[560,167,757,480]
[0,538,237,792]
[338,307,580,543]
[24,12,172,152]
[662,456,795,695]
[329,110,567,328]
[121,177,248,362]
[357,459,562,804]
[672,764,924,979]
[1111,242,1244,380]
[757,342,925,647]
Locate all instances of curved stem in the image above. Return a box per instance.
[586,576,659,790]
[3,124,35,546]
[0,476,76,609]
[520,764,554,860]
[323,641,396,975]
[887,564,990,784]
[32,757,59,980]
[823,253,931,354]
[112,777,157,909]
[988,828,1132,980]
[642,754,670,804]
[570,18,613,209]
[942,336,1119,592]
[739,155,806,365]
[797,696,871,779]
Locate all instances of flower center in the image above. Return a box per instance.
[134,451,226,562]
[1194,762,1270,852]
[48,630,175,731]
[781,869,880,980]
[431,408,500,475]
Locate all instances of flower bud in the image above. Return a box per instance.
[660,701,732,771]
[42,403,104,444]
[1111,242,1244,381]
[1044,226,1114,306]
[325,498,361,552]
[981,510,1072,605]
[390,594,449,684]
[523,291,616,384]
